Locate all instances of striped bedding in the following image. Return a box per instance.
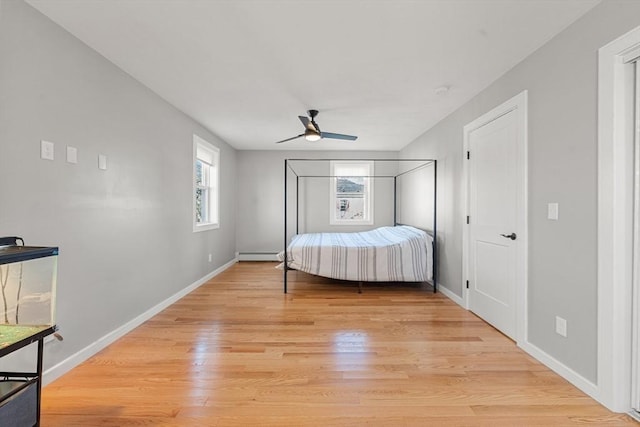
[278,225,433,282]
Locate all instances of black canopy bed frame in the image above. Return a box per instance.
[282,158,437,294]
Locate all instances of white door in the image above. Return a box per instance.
[467,107,522,340]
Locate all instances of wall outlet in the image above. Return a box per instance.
[555,316,567,337]
[208,253,212,263]
[98,154,107,170]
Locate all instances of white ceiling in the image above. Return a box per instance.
[26,0,600,151]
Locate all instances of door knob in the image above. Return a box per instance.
[500,233,517,240]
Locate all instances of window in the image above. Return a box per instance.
[330,161,374,225]
[193,135,219,231]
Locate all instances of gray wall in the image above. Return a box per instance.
[396,162,437,233]
[400,0,640,383]
[236,151,398,254]
[0,0,237,370]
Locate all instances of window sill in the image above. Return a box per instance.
[330,220,374,226]
[193,222,220,233]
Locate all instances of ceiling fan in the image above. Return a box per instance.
[275,110,358,144]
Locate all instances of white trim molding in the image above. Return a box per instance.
[437,282,465,307]
[238,252,280,261]
[43,256,238,386]
[597,25,640,413]
[519,340,599,402]
[461,90,529,344]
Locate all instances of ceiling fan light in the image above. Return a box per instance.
[304,130,321,141]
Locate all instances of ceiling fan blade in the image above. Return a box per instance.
[275,134,304,144]
[320,132,358,141]
[298,116,311,129]
[299,116,320,133]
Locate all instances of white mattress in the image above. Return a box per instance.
[278,225,433,282]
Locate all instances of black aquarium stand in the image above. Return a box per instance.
[0,325,57,427]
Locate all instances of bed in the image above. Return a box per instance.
[282,158,437,294]
[278,225,433,285]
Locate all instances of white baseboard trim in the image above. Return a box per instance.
[436,282,465,307]
[519,340,599,402]
[238,252,279,261]
[42,256,238,386]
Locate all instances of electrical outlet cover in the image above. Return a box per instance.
[98,154,107,170]
[547,203,559,220]
[555,316,567,337]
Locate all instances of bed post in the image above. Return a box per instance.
[393,176,397,225]
[284,159,288,294]
[433,160,438,293]
[296,176,299,235]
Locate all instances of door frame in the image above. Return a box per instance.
[597,25,640,413]
[462,90,528,344]
[632,60,640,415]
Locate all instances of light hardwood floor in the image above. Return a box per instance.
[42,262,636,426]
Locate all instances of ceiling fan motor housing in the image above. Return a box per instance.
[304,128,321,141]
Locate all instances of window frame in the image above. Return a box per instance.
[329,160,374,226]
[193,135,220,232]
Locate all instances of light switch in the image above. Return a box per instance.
[66,146,78,164]
[547,203,559,220]
[98,154,107,170]
[555,316,567,337]
[40,140,54,161]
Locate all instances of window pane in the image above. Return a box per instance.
[201,188,209,223]
[202,162,210,186]
[196,187,210,224]
[335,196,366,220]
[195,188,203,223]
[336,176,364,194]
[195,160,203,186]
[335,175,368,220]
